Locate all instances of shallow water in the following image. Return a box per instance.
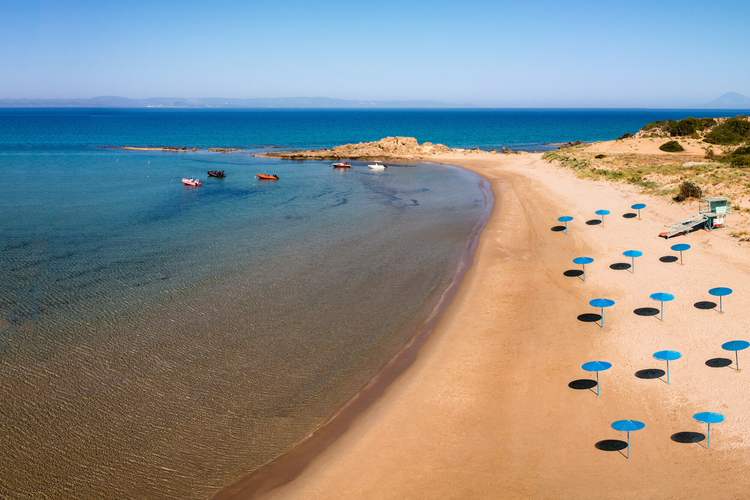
[0,138,486,498]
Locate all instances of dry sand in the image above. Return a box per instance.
[218,152,750,499]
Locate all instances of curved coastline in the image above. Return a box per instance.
[212,167,494,499]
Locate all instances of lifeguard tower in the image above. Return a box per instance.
[662,196,731,239]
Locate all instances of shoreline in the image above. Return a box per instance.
[213,172,495,499]
[221,150,750,499]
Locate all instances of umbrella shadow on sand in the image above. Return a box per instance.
[577,313,602,323]
[671,432,706,447]
[551,225,567,232]
[622,212,637,219]
[595,439,628,457]
[706,358,733,368]
[585,219,602,226]
[610,263,631,271]
[659,255,679,263]
[635,368,666,381]
[695,301,717,310]
[568,379,598,392]
[634,307,659,318]
[563,269,584,278]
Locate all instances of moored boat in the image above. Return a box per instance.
[257,173,279,180]
[368,161,387,170]
[207,170,226,178]
[332,161,352,168]
[182,177,201,186]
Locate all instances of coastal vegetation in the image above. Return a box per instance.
[704,116,750,145]
[542,114,750,240]
[659,140,685,152]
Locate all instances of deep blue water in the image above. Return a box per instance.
[0,108,744,152]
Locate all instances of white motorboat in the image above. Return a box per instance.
[368,161,387,170]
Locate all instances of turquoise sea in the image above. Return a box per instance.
[0,108,742,499]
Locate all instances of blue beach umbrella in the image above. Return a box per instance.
[721,340,749,370]
[589,298,615,328]
[558,216,574,234]
[611,420,645,458]
[649,292,674,321]
[582,360,612,395]
[573,257,594,281]
[653,350,682,383]
[623,250,643,274]
[693,412,725,449]
[631,203,646,219]
[595,209,610,227]
[708,287,733,313]
[670,243,691,265]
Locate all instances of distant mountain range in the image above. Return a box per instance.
[0,96,460,109]
[705,92,750,109]
[2,94,749,109]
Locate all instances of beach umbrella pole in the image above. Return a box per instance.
[583,264,586,282]
[707,423,711,449]
[638,209,642,220]
[601,307,604,328]
[736,351,739,370]
[596,371,600,396]
[627,431,630,458]
[720,296,723,313]
[660,301,664,321]
[666,360,670,383]
[565,221,568,234]
[680,251,684,265]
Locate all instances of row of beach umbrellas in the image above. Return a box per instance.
[560,202,738,457]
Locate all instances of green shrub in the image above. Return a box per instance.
[734,146,750,155]
[701,118,717,128]
[676,180,702,201]
[705,148,715,160]
[616,132,633,140]
[731,156,750,168]
[595,154,606,159]
[705,116,750,145]
[660,140,685,152]
[643,121,665,131]
[691,132,701,140]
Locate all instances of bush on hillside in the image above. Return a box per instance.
[595,154,606,159]
[704,116,750,145]
[676,180,702,201]
[616,132,633,140]
[660,140,685,152]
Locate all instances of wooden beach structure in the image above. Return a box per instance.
[661,196,731,239]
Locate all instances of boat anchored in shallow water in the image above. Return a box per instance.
[368,161,387,170]
[256,173,279,180]
[332,161,352,168]
[207,170,226,178]
[182,177,201,186]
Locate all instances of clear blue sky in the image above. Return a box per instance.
[2,0,748,107]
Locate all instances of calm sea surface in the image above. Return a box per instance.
[0,108,740,498]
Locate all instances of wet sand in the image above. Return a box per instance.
[217,152,750,499]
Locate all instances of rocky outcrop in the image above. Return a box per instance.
[207,148,240,153]
[261,136,456,160]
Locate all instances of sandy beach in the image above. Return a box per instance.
[217,150,750,499]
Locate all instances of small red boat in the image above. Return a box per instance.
[257,174,279,180]
[182,177,201,186]
[332,162,352,168]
